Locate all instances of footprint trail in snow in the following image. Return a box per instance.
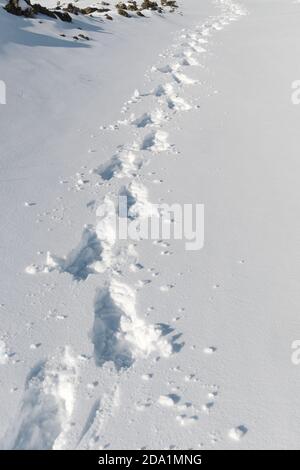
[19,0,247,449]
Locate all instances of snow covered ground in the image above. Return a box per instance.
[0,0,300,450]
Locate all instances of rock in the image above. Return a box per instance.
[141,0,159,10]
[4,0,33,17]
[78,33,90,40]
[54,10,72,22]
[127,1,138,11]
[116,2,127,10]
[33,4,57,19]
[4,0,73,22]
[161,0,178,7]
[63,3,80,14]
[118,8,130,17]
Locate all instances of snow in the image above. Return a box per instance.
[0,0,300,450]
[158,394,180,407]
[0,340,9,365]
[228,425,248,442]
[18,0,31,11]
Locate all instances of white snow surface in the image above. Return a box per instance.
[0,0,300,450]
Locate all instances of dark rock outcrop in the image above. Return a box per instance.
[4,0,72,21]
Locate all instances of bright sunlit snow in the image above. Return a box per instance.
[0,0,299,450]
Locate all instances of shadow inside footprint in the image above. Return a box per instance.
[156,323,184,353]
[48,226,103,281]
[92,288,133,370]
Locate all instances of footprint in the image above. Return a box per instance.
[95,150,142,180]
[44,225,103,281]
[167,95,192,111]
[2,347,78,450]
[152,83,191,111]
[172,71,197,85]
[92,279,172,370]
[181,41,206,54]
[132,109,165,128]
[122,180,159,220]
[174,50,199,67]
[141,130,170,152]
[154,64,174,74]
[132,112,153,128]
